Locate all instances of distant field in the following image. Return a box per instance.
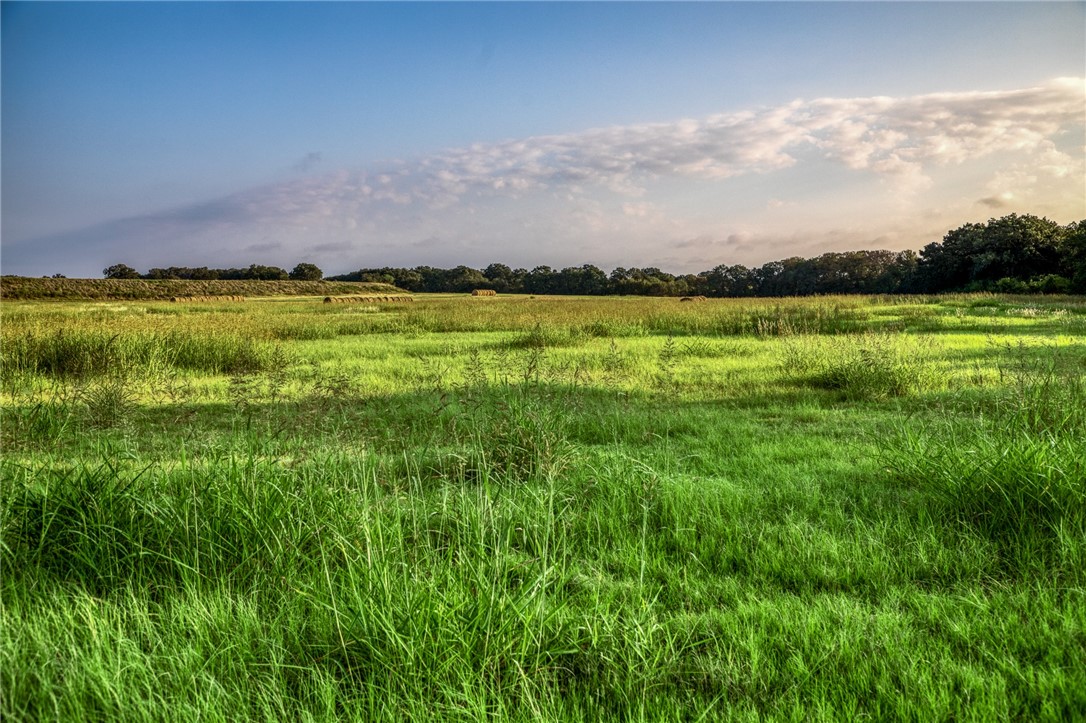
[2,293,1084,721]
[0,276,404,300]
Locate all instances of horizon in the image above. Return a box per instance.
[3,2,1084,278]
[4,209,1067,283]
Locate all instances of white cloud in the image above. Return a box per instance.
[621,202,657,218]
[271,77,1084,212]
[9,78,1083,276]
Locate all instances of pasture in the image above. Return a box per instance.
[2,293,1084,721]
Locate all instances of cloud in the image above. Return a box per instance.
[311,241,355,253]
[126,78,1086,227]
[244,242,282,253]
[977,194,1014,209]
[402,77,1083,201]
[622,202,658,218]
[84,74,1039,241]
[7,78,1083,277]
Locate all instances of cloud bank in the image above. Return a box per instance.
[5,78,1083,276]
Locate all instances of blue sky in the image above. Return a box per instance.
[2,2,1084,277]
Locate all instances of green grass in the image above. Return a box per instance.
[2,294,1085,721]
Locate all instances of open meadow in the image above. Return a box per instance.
[2,292,1085,721]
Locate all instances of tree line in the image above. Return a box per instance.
[102,263,323,282]
[103,214,1085,296]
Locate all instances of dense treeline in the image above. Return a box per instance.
[103,263,322,282]
[329,215,1085,296]
[327,254,920,297]
[915,215,1083,294]
[97,214,1083,296]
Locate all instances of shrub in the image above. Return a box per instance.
[993,277,1029,293]
[1030,274,1071,295]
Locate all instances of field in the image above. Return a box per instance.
[2,293,1085,721]
[0,277,403,301]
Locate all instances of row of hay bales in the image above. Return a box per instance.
[679,295,708,302]
[170,295,245,303]
[471,289,497,296]
[323,295,415,303]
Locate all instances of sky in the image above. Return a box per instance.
[2,2,1084,278]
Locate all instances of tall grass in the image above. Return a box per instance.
[888,341,1086,574]
[3,294,1086,720]
[782,332,939,399]
[1,328,287,378]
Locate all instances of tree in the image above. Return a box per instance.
[289,263,323,281]
[917,222,985,292]
[1061,220,1086,292]
[577,264,609,295]
[705,264,755,297]
[557,264,607,295]
[524,266,557,294]
[970,214,1063,284]
[446,265,488,292]
[915,214,1065,292]
[242,264,288,280]
[483,263,515,292]
[103,264,140,279]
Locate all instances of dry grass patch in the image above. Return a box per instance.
[322,295,415,304]
[0,278,405,300]
[170,295,245,303]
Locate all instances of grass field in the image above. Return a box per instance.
[0,277,404,301]
[2,293,1084,721]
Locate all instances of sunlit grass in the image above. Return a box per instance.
[2,293,1084,720]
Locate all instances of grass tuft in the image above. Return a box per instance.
[785,332,938,399]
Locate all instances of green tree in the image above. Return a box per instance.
[103,264,140,279]
[288,263,323,281]
[970,214,1063,284]
[524,266,557,294]
[917,222,985,291]
[483,263,515,293]
[242,264,289,280]
[1062,220,1086,292]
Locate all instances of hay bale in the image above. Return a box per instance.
[471,289,496,296]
